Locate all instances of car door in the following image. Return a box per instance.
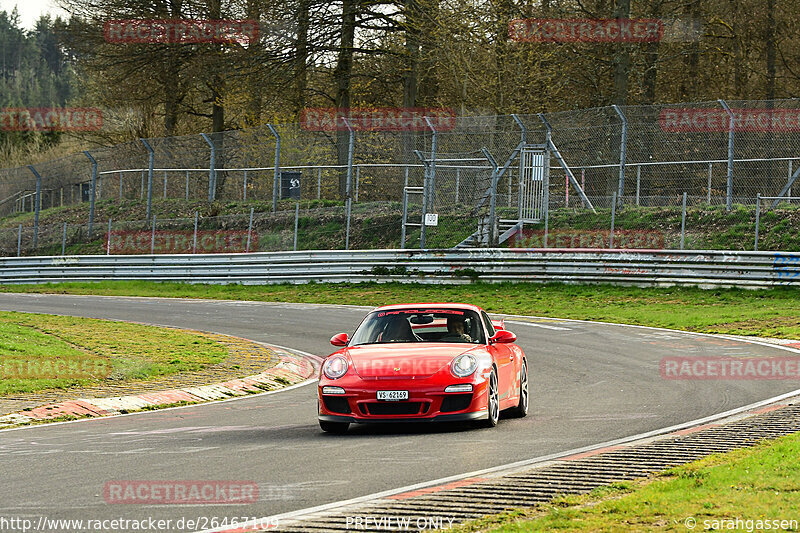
[482,311,514,404]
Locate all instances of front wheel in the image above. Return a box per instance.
[476,369,500,428]
[509,359,529,418]
[319,420,349,434]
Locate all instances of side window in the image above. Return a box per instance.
[482,311,495,338]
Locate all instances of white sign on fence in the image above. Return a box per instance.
[424,213,439,226]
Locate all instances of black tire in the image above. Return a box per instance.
[509,359,529,418]
[319,420,349,434]
[476,368,500,428]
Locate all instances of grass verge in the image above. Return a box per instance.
[0,310,227,395]
[455,431,800,532]
[2,281,799,339]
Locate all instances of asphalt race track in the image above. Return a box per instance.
[1,293,799,530]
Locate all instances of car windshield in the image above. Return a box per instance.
[349,308,485,346]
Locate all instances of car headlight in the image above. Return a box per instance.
[323,356,348,379]
[451,354,478,378]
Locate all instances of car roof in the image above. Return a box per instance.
[371,303,484,313]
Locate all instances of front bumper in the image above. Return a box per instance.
[319,410,487,424]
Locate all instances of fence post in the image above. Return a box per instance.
[84,151,98,236]
[106,218,112,255]
[28,165,42,249]
[707,163,712,204]
[243,170,248,201]
[293,202,300,251]
[246,207,254,252]
[193,211,198,254]
[342,117,355,250]
[317,167,322,200]
[423,117,438,213]
[140,139,155,222]
[17,223,22,256]
[754,193,761,251]
[400,187,408,248]
[355,165,360,203]
[163,170,167,199]
[635,165,641,206]
[119,171,123,199]
[609,192,617,248]
[150,215,156,254]
[719,99,735,211]
[62,222,67,255]
[612,105,627,209]
[680,192,687,250]
[200,133,216,203]
[789,161,793,204]
[482,148,500,246]
[455,168,460,204]
[267,124,281,212]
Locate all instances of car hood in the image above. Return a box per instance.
[344,343,480,378]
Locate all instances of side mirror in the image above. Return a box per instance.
[490,330,516,344]
[330,333,349,347]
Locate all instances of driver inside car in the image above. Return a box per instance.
[441,316,472,342]
[381,316,418,342]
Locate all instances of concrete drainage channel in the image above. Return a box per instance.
[207,398,800,533]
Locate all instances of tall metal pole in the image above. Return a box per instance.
[423,117,437,212]
[612,105,627,209]
[267,124,281,212]
[293,202,300,251]
[754,193,761,251]
[719,99,735,211]
[482,148,500,246]
[342,118,355,250]
[28,165,42,249]
[140,139,155,222]
[106,218,112,255]
[246,207,255,252]
[84,151,98,236]
[609,192,617,248]
[680,192,688,250]
[200,133,216,203]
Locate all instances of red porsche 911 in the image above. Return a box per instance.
[318,303,528,433]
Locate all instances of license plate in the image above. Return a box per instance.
[377,390,409,401]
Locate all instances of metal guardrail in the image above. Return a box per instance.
[0,249,799,288]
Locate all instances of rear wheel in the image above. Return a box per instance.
[476,369,500,428]
[319,420,349,434]
[509,359,529,418]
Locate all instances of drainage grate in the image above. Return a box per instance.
[268,403,800,533]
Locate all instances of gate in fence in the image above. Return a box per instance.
[518,144,549,223]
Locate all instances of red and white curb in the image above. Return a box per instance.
[0,349,317,429]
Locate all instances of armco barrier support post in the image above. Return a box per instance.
[84,151,98,236]
[150,215,156,254]
[246,207,254,253]
[140,139,155,222]
[17,223,22,256]
[719,99,735,212]
[612,105,627,208]
[342,117,355,250]
[62,222,67,255]
[610,192,617,248]
[193,211,198,254]
[106,218,112,255]
[267,124,280,212]
[681,192,687,250]
[754,193,761,251]
[294,202,300,251]
[28,165,41,249]
[200,133,216,203]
